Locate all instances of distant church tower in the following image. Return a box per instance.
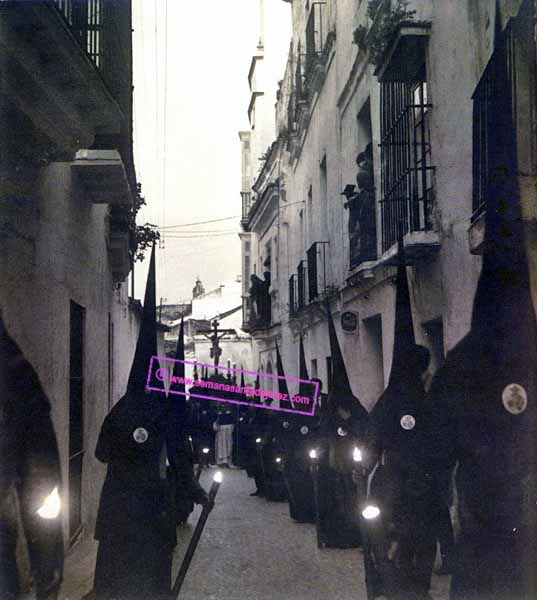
[192,278,205,299]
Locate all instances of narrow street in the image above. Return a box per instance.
[174,467,365,600]
[48,467,450,600]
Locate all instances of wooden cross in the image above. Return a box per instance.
[197,319,235,375]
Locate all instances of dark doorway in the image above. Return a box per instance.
[69,300,85,544]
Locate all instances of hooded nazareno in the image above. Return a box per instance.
[423,7,537,598]
[93,243,176,600]
[315,304,368,548]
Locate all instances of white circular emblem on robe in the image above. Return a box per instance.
[337,427,347,437]
[502,384,528,415]
[400,415,416,430]
[133,427,149,444]
[300,425,309,435]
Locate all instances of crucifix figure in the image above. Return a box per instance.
[197,319,235,375]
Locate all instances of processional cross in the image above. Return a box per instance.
[197,319,235,375]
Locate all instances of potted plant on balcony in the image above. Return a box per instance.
[353,0,415,67]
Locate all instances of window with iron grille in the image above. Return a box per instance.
[289,275,296,315]
[307,243,318,301]
[297,261,307,309]
[53,0,103,69]
[380,65,434,252]
[307,242,329,302]
[472,23,516,219]
[305,2,326,75]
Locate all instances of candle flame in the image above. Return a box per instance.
[362,505,380,520]
[37,487,61,519]
[256,437,262,444]
[353,447,363,462]
[202,448,210,454]
[275,457,282,463]
[213,471,223,483]
[309,449,318,460]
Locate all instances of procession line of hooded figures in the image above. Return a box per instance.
[1,26,536,599]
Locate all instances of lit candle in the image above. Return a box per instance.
[353,447,363,463]
[36,487,61,519]
[309,449,318,460]
[362,505,381,520]
[209,471,223,502]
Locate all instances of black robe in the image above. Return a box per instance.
[93,391,176,600]
[275,414,317,523]
[316,404,365,548]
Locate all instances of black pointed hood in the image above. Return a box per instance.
[171,317,186,394]
[369,241,429,454]
[127,243,157,394]
[169,316,186,423]
[95,243,167,469]
[428,8,537,485]
[298,336,310,398]
[326,303,367,420]
[389,240,420,386]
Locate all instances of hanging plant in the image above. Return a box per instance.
[353,0,416,67]
[110,183,160,263]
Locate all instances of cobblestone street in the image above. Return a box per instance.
[175,467,365,600]
[46,467,450,600]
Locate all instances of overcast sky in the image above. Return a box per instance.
[131,0,290,305]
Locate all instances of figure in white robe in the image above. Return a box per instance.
[213,412,234,467]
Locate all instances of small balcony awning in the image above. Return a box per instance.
[376,22,431,82]
[72,149,133,205]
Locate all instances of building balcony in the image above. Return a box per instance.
[0,1,124,159]
[241,192,252,227]
[376,230,440,267]
[375,20,432,82]
[72,149,132,205]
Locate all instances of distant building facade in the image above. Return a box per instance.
[161,278,254,381]
[240,0,537,406]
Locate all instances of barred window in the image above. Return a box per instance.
[380,65,433,252]
[289,275,296,315]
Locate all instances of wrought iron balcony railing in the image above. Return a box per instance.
[307,241,329,302]
[297,260,307,310]
[380,77,434,251]
[53,0,104,68]
[304,2,326,76]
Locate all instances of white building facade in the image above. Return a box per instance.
[240,0,537,408]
